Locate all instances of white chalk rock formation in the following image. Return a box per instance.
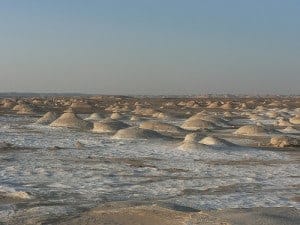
[181,118,218,131]
[112,127,165,140]
[85,113,105,121]
[199,136,234,147]
[234,125,268,136]
[36,112,58,125]
[140,121,184,135]
[270,136,300,148]
[92,120,130,133]
[50,112,92,130]
[289,116,300,125]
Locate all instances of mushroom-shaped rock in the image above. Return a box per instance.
[50,112,92,130]
[92,120,130,133]
[112,127,165,140]
[140,121,184,135]
[234,125,268,136]
[199,136,234,147]
[36,112,58,125]
[270,136,300,148]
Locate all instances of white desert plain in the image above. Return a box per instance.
[0,95,299,225]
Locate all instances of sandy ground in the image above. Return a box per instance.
[44,203,300,225]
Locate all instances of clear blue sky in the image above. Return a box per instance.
[0,0,299,95]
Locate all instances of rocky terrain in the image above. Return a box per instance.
[0,95,299,224]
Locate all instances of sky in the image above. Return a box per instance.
[0,0,299,95]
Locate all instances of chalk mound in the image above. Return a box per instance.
[130,115,141,121]
[207,101,221,108]
[70,101,93,113]
[281,126,300,134]
[266,111,279,119]
[249,114,267,121]
[5,191,31,200]
[270,136,300,148]
[223,111,234,118]
[36,112,58,125]
[13,103,35,115]
[140,121,185,136]
[201,115,228,126]
[183,133,204,143]
[178,142,204,150]
[289,116,300,125]
[184,113,228,126]
[93,120,130,133]
[112,127,165,140]
[85,113,105,121]
[234,125,268,136]
[199,136,234,147]
[177,133,205,150]
[111,112,123,120]
[220,102,234,110]
[55,204,221,225]
[50,112,92,130]
[133,107,158,117]
[1,99,16,109]
[0,187,31,201]
[152,112,170,119]
[181,118,218,131]
[275,118,293,127]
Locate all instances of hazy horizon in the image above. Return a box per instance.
[1,0,299,95]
